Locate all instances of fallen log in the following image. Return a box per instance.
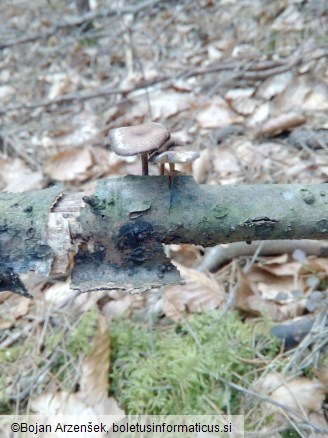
[1,176,327,296]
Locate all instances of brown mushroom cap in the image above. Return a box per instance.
[160,136,186,151]
[149,136,186,160]
[149,149,200,164]
[108,123,170,156]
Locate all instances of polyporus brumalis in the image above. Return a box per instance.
[108,123,170,175]
[149,138,200,175]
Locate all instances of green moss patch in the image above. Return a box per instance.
[110,310,275,415]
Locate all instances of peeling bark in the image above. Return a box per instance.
[1,176,328,296]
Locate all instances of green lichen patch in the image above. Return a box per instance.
[212,204,229,219]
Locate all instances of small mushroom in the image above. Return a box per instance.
[149,146,200,184]
[108,123,170,175]
[149,136,186,175]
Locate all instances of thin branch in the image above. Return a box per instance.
[0,0,163,50]
[2,49,327,115]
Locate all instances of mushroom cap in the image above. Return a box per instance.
[149,149,200,164]
[108,123,170,156]
[160,136,186,151]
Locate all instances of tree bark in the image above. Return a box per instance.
[1,176,327,296]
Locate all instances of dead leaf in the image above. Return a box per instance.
[225,88,258,115]
[101,295,134,320]
[79,314,110,409]
[248,101,270,127]
[163,263,224,321]
[30,392,95,416]
[256,113,306,137]
[257,72,293,100]
[212,145,241,174]
[0,85,15,103]
[0,295,31,330]
[44,280,79,310]
[272,76,328,113]
[305,257,328,275]
[259,373,325,417]
[272,5,304,32]
[312,367,328,390]
[196,97,243,128]
[43,70,82,100]
[236,268,305,321]
[128,90,192,121]
[192,148,212,183]
[44,146,94,182]
[257,260,301,277]
[169,244,202,267]
[0,158,44,192]
[263,254,289,265]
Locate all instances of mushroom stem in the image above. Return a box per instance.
[168,163,175,188]
[141,153,149,175]
[160,164,165,175]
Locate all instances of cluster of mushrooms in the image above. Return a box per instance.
[108,122,199,176]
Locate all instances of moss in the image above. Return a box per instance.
[110,310,268,415]
[281,429,302,438]
[0,376,11,414]
[0,345,23,363]
[66,306,99,357]
[44,330,63,352]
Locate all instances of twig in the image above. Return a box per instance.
[1,49,328,115]
[0,0,163,50]
[198,240,328,273]
[0,77,169,114]
[283,302,328,374]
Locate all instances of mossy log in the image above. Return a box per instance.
[0,176,327,296]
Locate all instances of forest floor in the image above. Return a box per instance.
[1,0,328,436]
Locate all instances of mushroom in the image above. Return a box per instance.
[108,123,170,175]
[149,136,186,175]
[149,143,200,186]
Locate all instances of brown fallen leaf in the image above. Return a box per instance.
[30,392,96,416]
[257,72,293,100]
[44,146,94,182]
[196,97,243,128]
[0,157,44,192]
[0,295,31,330]
[225,88,258,115]
[272,76,328,114]
[163,263,224,321]
[256,112,306,137]
[258,373,325,417]
[44,280,80,310]
[192,148,212,184]
[45,146,116,182]
[312,366,328,390]
[79,314,110,411]
[236,268,306,321]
